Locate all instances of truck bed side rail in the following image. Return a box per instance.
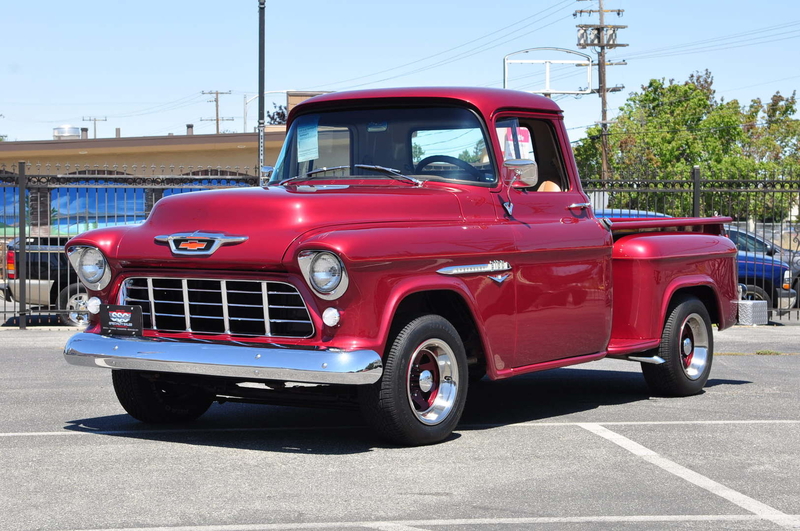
[606,216,733,236]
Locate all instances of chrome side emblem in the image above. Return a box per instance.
[488,274,510,284]
[437,260,512,276]
[155,232,248,256]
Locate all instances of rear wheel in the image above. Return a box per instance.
[359,314,468,446]
[112,370,214,423]
[641,296,713,396]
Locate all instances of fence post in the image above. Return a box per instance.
[692,165,701,218]
[17,161,27,330]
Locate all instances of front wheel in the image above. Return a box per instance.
[359,315,468,446]
[641,296,713,396]
[112,370,214,423]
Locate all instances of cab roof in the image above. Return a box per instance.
[288,87,563,123]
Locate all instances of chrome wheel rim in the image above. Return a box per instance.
[680,313,709,380]
[67,292,89,326]
[406,339,459,425]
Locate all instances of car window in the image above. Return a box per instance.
[734,231,770,253]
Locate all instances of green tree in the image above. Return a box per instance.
[266,103,287,125]
[412,143,426,164]
[457,139,486,163]
[573,70,800,220]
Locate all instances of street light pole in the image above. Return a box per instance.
[257,0,266,182]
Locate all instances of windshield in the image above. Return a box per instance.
[270,106,496,185]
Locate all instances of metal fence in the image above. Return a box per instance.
[1,161,257,328]
[2,162,799,327]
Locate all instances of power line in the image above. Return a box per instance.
[309,0,576,90]
[82,116,107,139]
[201,91,234,134]
[337,13,575,90]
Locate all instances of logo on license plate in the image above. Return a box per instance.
[109,311,132,323]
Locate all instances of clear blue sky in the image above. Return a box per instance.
[2,0,798,142]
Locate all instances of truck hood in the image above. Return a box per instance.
[112,184,464,270]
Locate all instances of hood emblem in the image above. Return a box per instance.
[155,232,248,256]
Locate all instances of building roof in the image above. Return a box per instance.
[0,127,286,158]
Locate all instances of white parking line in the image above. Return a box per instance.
[68,514,779,531]
[1,419,798,438]
[579,423,800,529]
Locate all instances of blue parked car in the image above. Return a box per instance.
[595,209,797,309]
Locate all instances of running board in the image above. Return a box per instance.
[626,355,666,365]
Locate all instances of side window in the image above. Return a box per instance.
[496,118,568,192]
[742,233,770,254]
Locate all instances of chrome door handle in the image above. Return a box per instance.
[567,202,591,210]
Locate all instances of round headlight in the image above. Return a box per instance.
[310,252,343,293]
[78,248,107,284]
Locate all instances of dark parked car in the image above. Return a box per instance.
[725,225,800,296]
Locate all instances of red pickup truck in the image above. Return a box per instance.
[64,88,738,446]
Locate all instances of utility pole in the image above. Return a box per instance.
[576,0,627,181]
[201,90,233,134]
[82,116,107,139]
[257,0,266,181]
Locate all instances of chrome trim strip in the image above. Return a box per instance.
[627,355,666,365]
[567,202,591,210]
[437,260,512,276]
[261,282,272,337]
[146,278,157,329]
[182,279,192,332]
[221,280,231,335]
[64,333,383,386]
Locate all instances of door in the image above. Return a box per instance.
[496,116,613,367]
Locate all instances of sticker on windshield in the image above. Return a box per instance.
[297,117,320,163]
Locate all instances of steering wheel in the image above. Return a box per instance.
[414,155,484,181]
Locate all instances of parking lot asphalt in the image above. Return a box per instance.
[0,328,798,531]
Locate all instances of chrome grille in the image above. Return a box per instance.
[121,277,314,338]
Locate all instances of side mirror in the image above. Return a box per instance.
[503,159,538,188]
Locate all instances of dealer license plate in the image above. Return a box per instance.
[100,305,143,337]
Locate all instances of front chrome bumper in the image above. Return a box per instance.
[64,333,383,385]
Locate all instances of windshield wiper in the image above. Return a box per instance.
[353,165,422,186]
[279,165,422,187]
[278,166,352,186]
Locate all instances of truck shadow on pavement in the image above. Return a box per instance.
[63,367,750,454]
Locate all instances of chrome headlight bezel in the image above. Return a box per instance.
[67,246,112,291]
[298,250,349,300]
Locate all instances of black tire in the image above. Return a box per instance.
[744,285,772,308]
[359,315,468,446]
[641,296,713,397]
[112,370,214,423]
[57,283,89,326]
